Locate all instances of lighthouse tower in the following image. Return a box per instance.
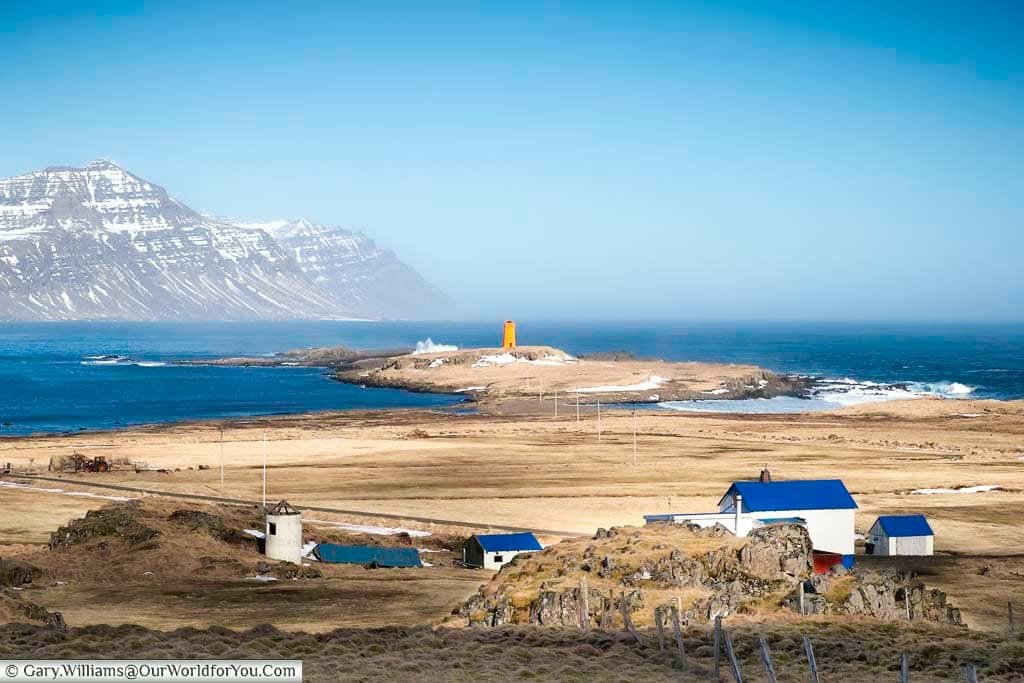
[502,320,517,350]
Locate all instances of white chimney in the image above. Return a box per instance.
[734,493,743,534]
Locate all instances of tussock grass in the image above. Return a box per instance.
[1,620,1021,682]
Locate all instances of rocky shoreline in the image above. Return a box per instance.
[184,344,817,408]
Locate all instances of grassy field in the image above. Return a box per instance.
[2,398,1023,634]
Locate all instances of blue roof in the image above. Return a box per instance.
[474,532,542,553]
[314,544,422,567]
[720,480,858,512]
[875,515,933,537]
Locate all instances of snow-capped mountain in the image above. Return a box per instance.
[228,218,451,320]
[0,160,447,320]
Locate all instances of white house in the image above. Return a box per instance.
[645,479,858,569]
[463,532,542,570]
[867,515,934,556]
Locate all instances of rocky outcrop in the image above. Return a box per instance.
[49,504,159,549]
[461,522,963,629]
[0,559,41,588]
[787,567,963,626]
[460,523,814,627]
[0,591,65,630]
[167,509,258,548]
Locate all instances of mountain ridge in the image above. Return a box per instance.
[0,160,448,321]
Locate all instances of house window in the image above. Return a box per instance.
[493,554,504,563]
[269,522,277,535]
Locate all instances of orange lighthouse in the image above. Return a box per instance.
[502,320,517,350]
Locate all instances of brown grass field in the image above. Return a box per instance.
[1,396,1024,679]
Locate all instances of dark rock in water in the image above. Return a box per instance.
[49,505,159,549]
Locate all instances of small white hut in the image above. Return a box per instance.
[265,500,303,564]
[867,515,934,556]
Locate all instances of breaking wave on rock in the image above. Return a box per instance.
[660,377,976,414]
[412,338,458,355]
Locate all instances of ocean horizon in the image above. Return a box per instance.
[1,320,1022,436]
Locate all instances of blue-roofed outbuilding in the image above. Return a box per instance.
[867,514,935,556]
[876,515,933,537]
[464,532,542,570]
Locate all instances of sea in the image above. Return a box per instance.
[1,321,1022,435]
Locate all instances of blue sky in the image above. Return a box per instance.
[1,1,1021,320]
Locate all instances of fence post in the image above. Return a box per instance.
[670,603,687,668]
[798,581,805,616]
[802,636,819,683]
[758,637,777,683]
[579,576,589,631]
[655,606,666,650]
[724,630,743,683]
[712,615,722,680]
[899,653,909,683]
[619,593,641,644]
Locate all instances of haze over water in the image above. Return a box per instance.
[1,321,1022,435]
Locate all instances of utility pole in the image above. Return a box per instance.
[262,431,267,509]
[632,409,637,466]
[219,427,225,496]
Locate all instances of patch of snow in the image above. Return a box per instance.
[911,485,1001,495]
[245,575,279,582]
[428,358,446,368]
[0,480,132,502]
[456,386,487,393]
[302,541,318,559]
[307,520,432,538]
[574,375,669,393]
[472,353,517,367]
[703,388,729,396]
[243,529,266,539]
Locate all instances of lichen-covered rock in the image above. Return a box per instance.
[739,524,813,579]
[787,569,963,626]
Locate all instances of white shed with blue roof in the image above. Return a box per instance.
[645,479,858,568]
[463,532,543,570]
[867,515,934,556]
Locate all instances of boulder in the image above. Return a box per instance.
[0,558,42,587]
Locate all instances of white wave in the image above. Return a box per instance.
[909,381,974,396]
[80,355,168,368]
[413,338,458,355]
